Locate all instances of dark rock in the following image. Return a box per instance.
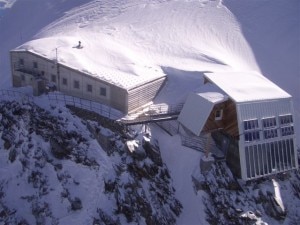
[50,137,71,159]
[71,197,82,211]
[96,208,120,225]
[61,189,69,198]
[54,164,63,171]
[9,148,17,163]
[2,129,15,150]
[104,180,116,193]
[143,140,162,166]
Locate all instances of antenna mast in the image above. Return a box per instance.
[55,48,60,91]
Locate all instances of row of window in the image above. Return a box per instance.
[244,119,259,131]
[19,58,38,69]
[245,138,296,178]
[50,75,107,97]
[244,126,294,142]
[243,114,294,142]
[244,115,293,131]
[262,117,277,128]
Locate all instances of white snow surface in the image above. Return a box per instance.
[1,0,299,107]
[199,91,228,104]
[12,0,259,89]
[0,0,300,225]
[0,0,16,9]
[204,71,291,102]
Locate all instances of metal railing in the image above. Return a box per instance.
[47,92,123,120]
[120,102,184,125]
[148,102,184,115]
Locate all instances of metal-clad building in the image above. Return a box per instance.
[10,50,166,114]
[179,72,298,180]
[237,99,297,179]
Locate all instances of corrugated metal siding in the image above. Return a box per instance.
[236,98,298,180]
[238,99,292,121]
[127,77,166,113]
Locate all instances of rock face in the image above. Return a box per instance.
[99,134,182,225]
[71,197,82,211]
[0,100,182,225]
[193,160,300,225]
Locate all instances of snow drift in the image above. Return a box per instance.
[0,0,299,224]
[1,0,298,119]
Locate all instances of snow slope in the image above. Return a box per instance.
[13,0,260,84]
[1,0,299,121]
[0,0,300,224]
[224,0,300,110]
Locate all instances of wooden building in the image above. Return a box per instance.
[178,72,298,180]
[10,49,166,114]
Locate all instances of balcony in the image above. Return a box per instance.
[14,64,44,79]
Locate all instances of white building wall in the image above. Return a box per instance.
[236,98,298,180]
[11,50,165,113]
[11,50,113,108]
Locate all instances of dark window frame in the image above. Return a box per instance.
[281,126,294,137]
[243,119,259,131]
[215,109,223,121]
[87,84,93,93]
[100,87,106,97]
[62,78,68,86]
[244,131,260,142]
[279,114,293,125]
[19,58,24,66]
[51,74,56,83]
[74,80,80,89]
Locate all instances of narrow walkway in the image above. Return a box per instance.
[119,103,183,126]
[120,113,179,126]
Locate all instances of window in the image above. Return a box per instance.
[279,114,293,125]
[263,128,278,139]
[215,109,223,121]
[19,58,24,66]
[245,131,260,142]
[262,117,278,140]
[278,114,294,137]
[262,117,277,128]
[74,80,80,89]
[100,87,106,96]
[281,126,294,136]
[51,75,56,83]
[33,62,38,69]
[243,119,259,131]
[62,78,67,86]
[243,119,260,142]
[87,84,93,93]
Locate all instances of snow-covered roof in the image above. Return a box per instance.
[204,72,291,103]
[13,37,166,90]
[198,92,228,104]
[178,86,228,136]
